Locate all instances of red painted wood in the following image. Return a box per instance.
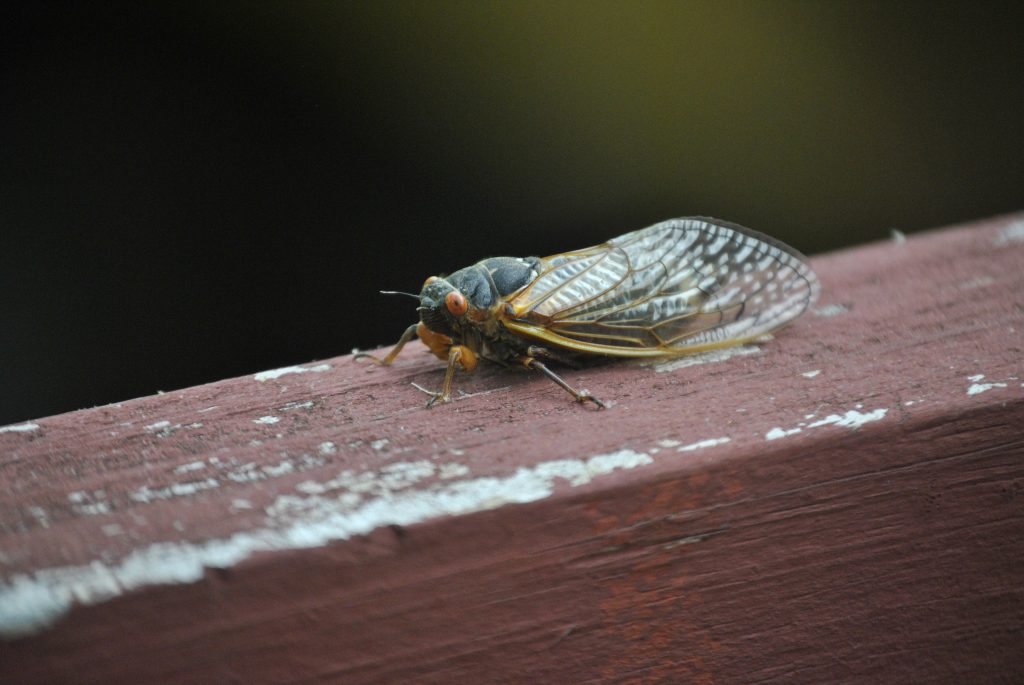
[2,214,1023,683]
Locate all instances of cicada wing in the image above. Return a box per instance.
[505,217,819,356]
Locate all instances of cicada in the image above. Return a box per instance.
[356,217,819,408]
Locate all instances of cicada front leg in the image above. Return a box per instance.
[412,344,478,407]
[519,349,606,409]
[354,323,420,366]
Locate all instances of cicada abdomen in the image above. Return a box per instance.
[356,217,819,407]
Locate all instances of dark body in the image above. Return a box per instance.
[417,256,546,366]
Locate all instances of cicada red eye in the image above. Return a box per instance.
[445,291,468,316]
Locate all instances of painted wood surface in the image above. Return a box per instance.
[2,214,1023,683]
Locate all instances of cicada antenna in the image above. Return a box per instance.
[380,290,421,300]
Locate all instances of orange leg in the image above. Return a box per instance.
[353,323,419,366]
[413,344,478,407]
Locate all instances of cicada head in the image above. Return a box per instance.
[417,276,465,337]
[417,266,497,337]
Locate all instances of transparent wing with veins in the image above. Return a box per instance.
[504,217,820,355]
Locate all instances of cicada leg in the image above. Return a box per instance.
[412,344,478,407]
[519,354,606,409]
[354,323,419,366]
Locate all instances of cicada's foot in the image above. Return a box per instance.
[411,382,452,408]
[353,351,391,367]
[520,356,607,410]
[353,323,420,367]
[575,388,607,409]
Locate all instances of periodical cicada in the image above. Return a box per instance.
[356,217,819,408]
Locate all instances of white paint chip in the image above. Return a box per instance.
[765,426,804,441]
[994,220,1024,246]
[253,364,332,382]
[27,507,49,529]
[966,374,1008,396]
[253,416,280,425]
[0,422,40,434]
[72,502,111,516]
[677,437,731,452]
[813,303,850,317]
[801,370,821,378]
[766,407,889,441]
[0,448,653,638]
[960,276,995,290]
[279,400,314,412]
[144,421,203,438]
[262,460,294,477]
[438,463,470,479]
[130,478,220,504]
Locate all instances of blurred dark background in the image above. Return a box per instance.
[2,2,1022,425]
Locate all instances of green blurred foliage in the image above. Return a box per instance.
[2,1,1022,423]
[194,1,1022,252]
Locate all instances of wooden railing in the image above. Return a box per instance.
[2,214,1023,683]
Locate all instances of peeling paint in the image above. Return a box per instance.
[994,219,1024,246]
[253,364,332,382]
[0,449,652,638]
[262,461,294,477]
[253,416,280,425]
[765,407,889,441]
[145,421,202,438]
[279,400,315,412]
[152,454,330,496]
[765,426,803,441]
[72,502,111,516]
[439,463,470,479]
[130,478,220,503]
[677,437,731,452]
[652,345,760,373]
[966,374,1009,396]
[67,491,111,517]
[960,276,995,290]
[801,370,821,378]
[27,507,49,529]
[813,303,850,317]
[0,422,40,434]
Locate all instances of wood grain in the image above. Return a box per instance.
[2,214,1023,683]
